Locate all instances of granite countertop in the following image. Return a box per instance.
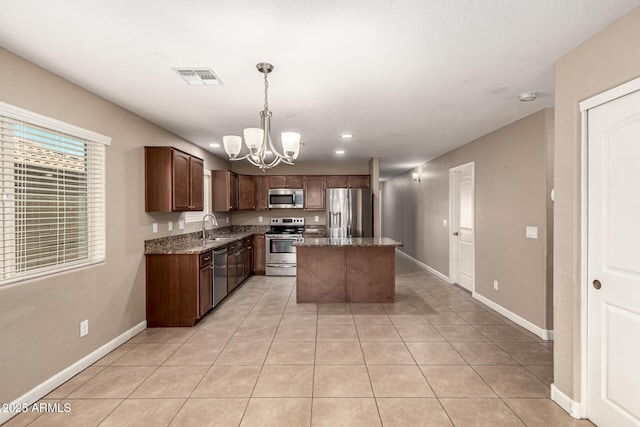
[293,237,403,247]
[144,225,268,255]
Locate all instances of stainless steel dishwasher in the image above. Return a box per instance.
[212,247,228,307]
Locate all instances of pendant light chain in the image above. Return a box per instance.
[263,69,269,112]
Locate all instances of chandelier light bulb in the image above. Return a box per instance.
[243,128,264,154]
[222,135,242,158]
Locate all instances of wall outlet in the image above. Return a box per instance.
[315,216,319,222]
[152,223,158,233]
[493,280,499,290]
[168,221,173,231]
[178,219,184,230]
[80,320,89,337]
[258,216,263,222]
[226,217,229,224]
[526,226,538,239]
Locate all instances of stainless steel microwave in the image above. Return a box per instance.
[268,189,304,209]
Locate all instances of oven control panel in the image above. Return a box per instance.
[270,217,305,226]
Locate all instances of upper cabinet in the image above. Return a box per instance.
[304,176,325,210]
[145,146,204,212]
[254,175,269,211]
[269,175,303,189]
[212,170,239,212]
[238,175,255,210]
[325,175,370,188]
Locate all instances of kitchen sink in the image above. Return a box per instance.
[208,237,234,241]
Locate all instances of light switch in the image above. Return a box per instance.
[258,216,263,222]
[315,216,319,222]
[226,217,229,224]
[178,220,184,230]
[526,226,538,239]
[443,219,448,227]
[168,221,173,231]
[152,223,158,233]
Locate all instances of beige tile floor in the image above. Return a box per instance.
[5,256,595,426]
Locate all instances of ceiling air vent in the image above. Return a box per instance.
[172,67,223,86]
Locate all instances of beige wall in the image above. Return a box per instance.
[553,7,640,401]
[0,47,231,403]
[382,109,554,330]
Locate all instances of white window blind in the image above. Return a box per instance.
[0,102,110,285]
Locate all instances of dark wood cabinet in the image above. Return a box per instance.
[227,241,240,293]
[227,239,252,293]
[198,252,213,317]
[190,157,204,210]
[238,175,255,210]
[254,175,269,211]
[146,252,212,327]
[325,175,347,188]
[145,146,204,212]
[269,175,303,189]
[244,237,253,279]
[304,176,325,210]
[211,170,239,212]
[348,175,371,188]
[253,234,266,274]
[325,175,371,188]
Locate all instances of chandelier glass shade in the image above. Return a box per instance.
[222,63,301,170]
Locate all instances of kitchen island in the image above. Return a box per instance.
[293,237,402,303]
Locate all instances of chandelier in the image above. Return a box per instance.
[222,63,301,170]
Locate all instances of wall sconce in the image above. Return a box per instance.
[412,172,421,183]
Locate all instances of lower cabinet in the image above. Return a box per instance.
[253,234,265,274]
[146,236,259,327]
[199,252,213,318]
[146,251,213,327]
[227,237,254,293]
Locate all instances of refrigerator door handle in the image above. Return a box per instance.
[330,211,341,228]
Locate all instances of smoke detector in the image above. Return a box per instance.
[173,68,223,86]
[519,92,537,102]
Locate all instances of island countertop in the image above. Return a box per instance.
[293,237,402,248]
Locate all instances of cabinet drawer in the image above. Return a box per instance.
[199,251,212,267]
[228,241,243,253]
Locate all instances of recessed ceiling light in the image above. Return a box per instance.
[519,92,537,102]
[340,134,354,139]
[336,149,345,155]
[209,143,220,148]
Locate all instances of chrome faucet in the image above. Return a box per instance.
[201,213,218,240]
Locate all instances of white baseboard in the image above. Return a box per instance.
[395,249,453,284]
[551,383,583,419]
[0,321,147,425]
[472,292,553,341]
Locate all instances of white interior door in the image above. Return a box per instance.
[449,162,475,291]
[587,88,640,427]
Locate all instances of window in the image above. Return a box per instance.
[0,102,110,285]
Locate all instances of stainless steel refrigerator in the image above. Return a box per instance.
[326,188,373,238]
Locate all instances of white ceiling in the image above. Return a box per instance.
[1,0,639,179]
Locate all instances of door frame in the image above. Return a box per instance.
[578,76,640,419]
[448,161,475,292]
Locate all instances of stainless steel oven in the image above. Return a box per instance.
[265,217,304,276]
